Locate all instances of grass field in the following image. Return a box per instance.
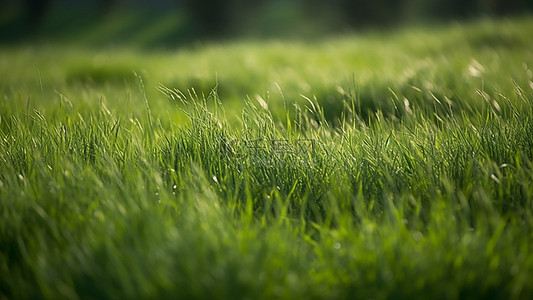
[1,17,533,299]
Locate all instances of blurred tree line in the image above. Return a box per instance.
[177,0,533,35]
[183,0,533,36]
[6,0,533,36]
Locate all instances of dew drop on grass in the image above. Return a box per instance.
[173,184,177,189]
[333,242,341,250]
[94,211,103,220]
[412,231,423,242]
[491,174,501,184]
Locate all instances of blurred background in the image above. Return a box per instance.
[1,0,532,47]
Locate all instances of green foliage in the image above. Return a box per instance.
[1,18,533,299]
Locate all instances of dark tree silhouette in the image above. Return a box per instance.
[24,0,52,27]
[336,0,405,26]
[491,0,533,15]
[97,0,118,16]
[429,0,479,18]
[181,0,232,37]
[180,0,268,37]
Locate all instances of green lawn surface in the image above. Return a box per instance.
[1,17,533,299]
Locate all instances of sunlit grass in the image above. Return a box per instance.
[1,17,533,299]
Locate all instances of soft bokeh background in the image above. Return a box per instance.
[1,0,532,127]
[1,0,533,46]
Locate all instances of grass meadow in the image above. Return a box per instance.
[1,17,533,299]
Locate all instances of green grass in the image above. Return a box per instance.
[1,17,533,299]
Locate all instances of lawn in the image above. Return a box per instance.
[1,17,533,299]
